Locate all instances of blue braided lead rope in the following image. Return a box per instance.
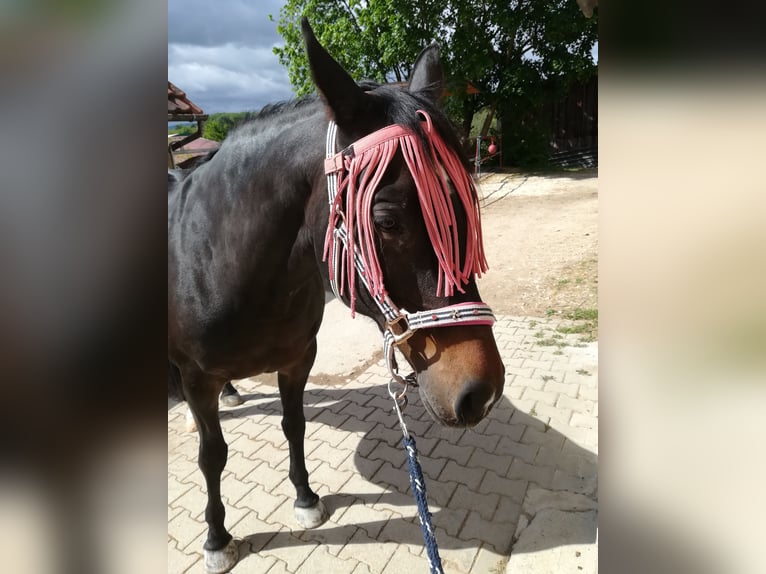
[403,435,445,574]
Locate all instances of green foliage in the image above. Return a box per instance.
[168,123,196,136]
[272,0,597,167]
[202,112,256,142]
[272,0,437,97]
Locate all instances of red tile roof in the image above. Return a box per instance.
[168,81,204,116]
[181,137,219,151]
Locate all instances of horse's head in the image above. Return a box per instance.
[302,19,504,428]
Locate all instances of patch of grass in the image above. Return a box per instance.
[541,375,555,382]
[552,333,564,340]
[553,349,564,355]
[555,307,599,341]
[534,330,545,338]
[556,278,571,287]
[528,320,538,328]
[564,308,598,322]
[489,558,510,574]
[556,323,591,335]
[537,338,568,348]
[545,309,557,317]
[529,406,538,417]
[576,369,591,376]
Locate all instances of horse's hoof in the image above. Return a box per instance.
[220,392,244,407]
[185,408,197,433]
[294,499,328,529]
[204,539,238,574]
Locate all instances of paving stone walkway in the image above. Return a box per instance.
[168,314,598,573]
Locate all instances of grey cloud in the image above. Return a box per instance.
[168,0,296,113]
[168,0,285,47]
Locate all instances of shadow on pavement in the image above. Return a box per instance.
[214,383,597,565]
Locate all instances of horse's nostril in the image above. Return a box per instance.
[453,381,495,426]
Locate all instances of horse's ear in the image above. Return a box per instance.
[301,17,365,127]
[408,44,444,102]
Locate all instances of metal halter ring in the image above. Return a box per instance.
[385,314,414,344]
[388,377,409,409]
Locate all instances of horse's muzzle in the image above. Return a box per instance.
[403,325,505,428]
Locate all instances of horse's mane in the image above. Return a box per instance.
[225,80,469,169]
[360,81,471,170]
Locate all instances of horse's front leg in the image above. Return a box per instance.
[278,337,328,528]
[182,367,239,573]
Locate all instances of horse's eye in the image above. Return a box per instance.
[375,215,398,231]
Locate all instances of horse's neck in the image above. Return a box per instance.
[171,110,330,298]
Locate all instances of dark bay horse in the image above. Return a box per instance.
[168,19,504,573]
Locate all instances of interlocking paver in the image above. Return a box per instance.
[449,483,500,520]
[260,532,318,571]
[439,460,486,490]
[520,426,567,451]
[168,473,195,505]
[168,509,207,552]
[578,384,598,402]
[552,469,598,496]
[478,471,528,503]
[494,495,523,524]
[429,439,473,466]
[168,312,597,574]
[458,428,500,451]
[507,459,556,489]
[378,515,430,557]
[570,412,598,429]
[467,446,513,476]
[250,442,289,469]
[296,545,358,574]
[367,441,405,466]
[167,543,200,573]
[308,462,354,496]
[533,402,574,427]
[231,547,278,574]
[461,510,515,552]
[521,387,559,406]
[237,484,288,524]
[339,501,395,539]
[306,440,353,470]
[545,379,580,398]
[556,394,595,415]
[472,543,511,574]
[351,563,372,574]
[337,527,397,569]
[370,461,410,494]
[494,435,538,463]
[433,529,481,573]
[243,461,290,493]
[483,418,526,440]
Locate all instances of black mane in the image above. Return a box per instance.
[223,81,469,168]
[363,82,470,169]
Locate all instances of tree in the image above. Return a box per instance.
[272,0,439,96]
[202,112,256,142]
[272,0,597,166]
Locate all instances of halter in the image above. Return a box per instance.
[323,111,495,391]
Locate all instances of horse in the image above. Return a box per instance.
[168,19,504,573]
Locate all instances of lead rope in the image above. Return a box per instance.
[390,383,445,574]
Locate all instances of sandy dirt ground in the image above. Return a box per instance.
[476,170,598,317]
[241,168,599,387]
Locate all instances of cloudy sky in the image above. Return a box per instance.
[169,1,598,115]
[168,0,294,114]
